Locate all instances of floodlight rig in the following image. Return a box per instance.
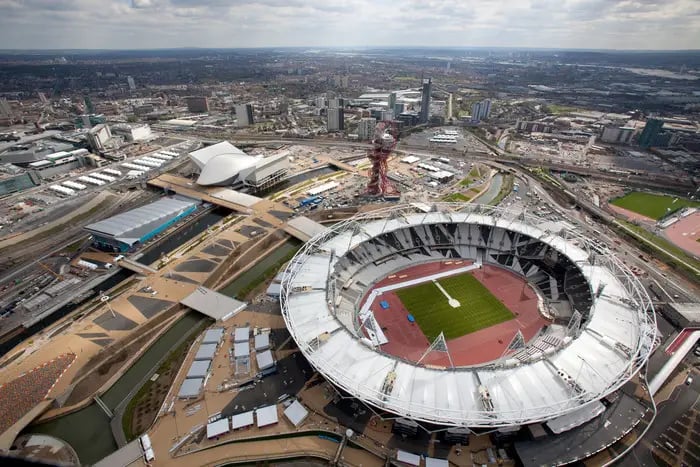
[364,121,400,199]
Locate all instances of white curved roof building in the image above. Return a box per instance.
[188,141,288,189]
[280,204,656,428]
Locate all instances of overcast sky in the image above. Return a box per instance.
[0,0,698,50]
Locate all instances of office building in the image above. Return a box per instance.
[447,93,453,120]
[420,78,432,124]
[388,92,397,111]
[638,118,664,148]
[393,103,405,115]
[127,76,136,91]
[328,108,344,132]
[186,96,209,113]
[315,96,326,109]
[235,104,254,127]
[358,118,377,140]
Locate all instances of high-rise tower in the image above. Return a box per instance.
[420,78,432,124]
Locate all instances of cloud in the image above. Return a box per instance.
[0,0,697,50]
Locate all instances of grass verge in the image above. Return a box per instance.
[611,192,699,221]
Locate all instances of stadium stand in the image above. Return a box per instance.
[0,353,76,433]
[281,205,655,427]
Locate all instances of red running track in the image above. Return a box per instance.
[663,211,700,258]
[361,260,550,367]
[665,328,699,355]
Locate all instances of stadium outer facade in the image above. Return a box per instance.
[280,203,656,430]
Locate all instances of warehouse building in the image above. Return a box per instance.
[84,195,199,252]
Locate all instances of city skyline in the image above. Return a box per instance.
[0,0,698,51]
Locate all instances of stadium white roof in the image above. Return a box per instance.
[231,411,255,430]
[283,400,309,427]
[256,405,279,427]
[181,287,246,321]
[285,216,328,241]
[280,204,656,427]
[85,196,198,245]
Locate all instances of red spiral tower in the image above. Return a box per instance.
[364,121,400,199]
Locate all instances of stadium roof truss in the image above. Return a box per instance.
[280,203,656,428]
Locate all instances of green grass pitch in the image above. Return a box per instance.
[394,273,515,341]
[611,192,700,220]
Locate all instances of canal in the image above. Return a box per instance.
[219,238,301,299]
[24,238,301,464]
[475,173,503,205]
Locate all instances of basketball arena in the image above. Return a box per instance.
[280,203,656,432]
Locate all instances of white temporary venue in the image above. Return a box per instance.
[307,181,339,196]
[206,418,230,439]
[102,168,122,176]
[62,181,87,190]
[231,410,255,430]
[91,173,116,183]
[49,185,75,196]
[77,176,105,186]
[396,450,420,466]
[255,405,279,428]
[283,400,309,427]
[425,457,449,467]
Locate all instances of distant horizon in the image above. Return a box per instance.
[1,45,699,54]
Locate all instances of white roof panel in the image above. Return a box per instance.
[231,410,255,429]
[283,400,309,427]
[256,405,279,427]
[206,418,229,438]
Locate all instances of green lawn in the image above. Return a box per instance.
[395,273,514,341]
[611,192,700,220]
[443,192,471,202]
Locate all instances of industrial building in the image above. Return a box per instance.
[86,124,112,152]
[186,96,209,113]
[111,123,152,142]
[188,141,288,191]
[84,195,199,252]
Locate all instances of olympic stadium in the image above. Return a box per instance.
[280,203,656,441]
